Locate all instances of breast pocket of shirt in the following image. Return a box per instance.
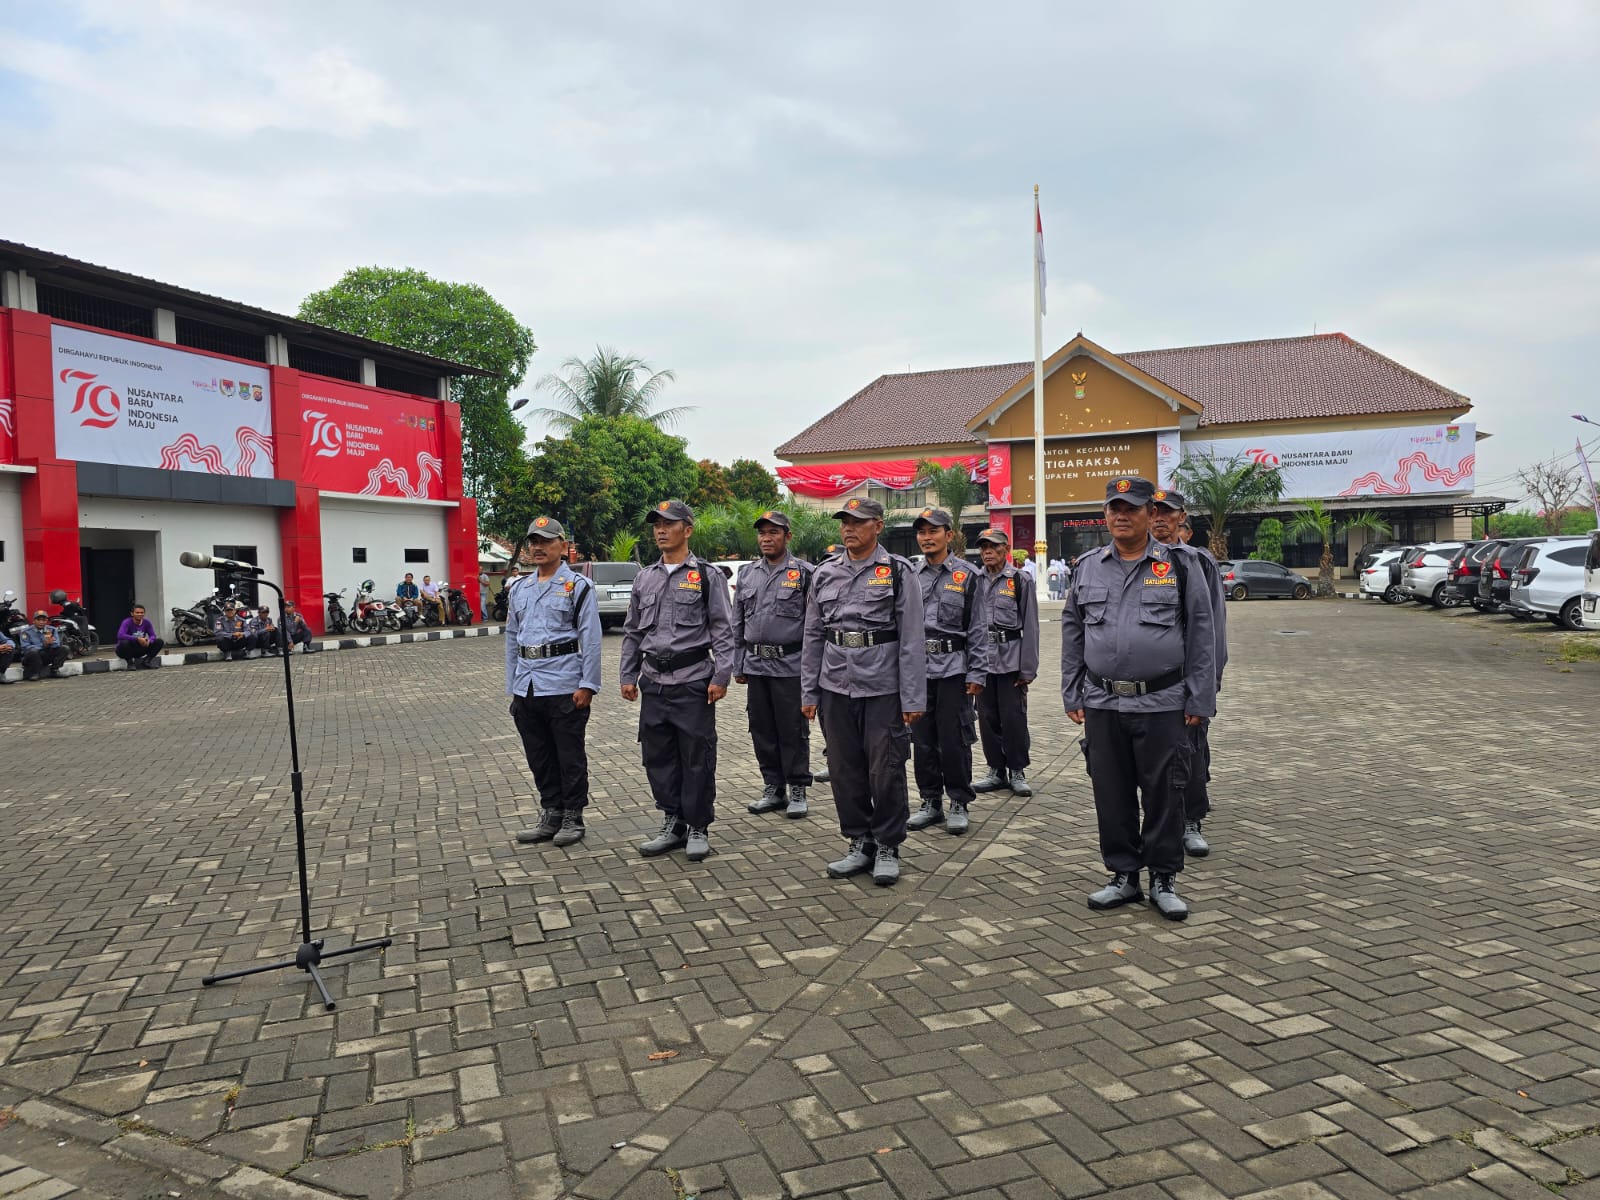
[673,590,706,629]
[815,579,849,623]
[631,594,660,632]
[1138,590,1180,628]
[1077,586,1109,625]
[990,589,1020,627]
[938,589,968,627]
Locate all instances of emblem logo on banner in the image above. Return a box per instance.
[60,369,122,429]
[304,411,345,458]
[1247,447,1280,467]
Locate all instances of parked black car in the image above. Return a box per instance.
[1218,559,1312,600]
[1443,541,1494,606]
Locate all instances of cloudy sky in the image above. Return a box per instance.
[3,0,1597,502]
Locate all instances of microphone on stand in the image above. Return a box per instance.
[179,551,266,575]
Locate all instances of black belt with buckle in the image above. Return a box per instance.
[825,629,899,648]
[519,638,580,660]
[744,641,802,660]
[645,646,711,672]
[925,635,967,654]
[1093,668,1183,697]
[989,627,1023,645]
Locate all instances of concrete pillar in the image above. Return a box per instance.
[437,377,450,403]
[360,358,377,387]
[3,270,38,311]
[153,307,177,343]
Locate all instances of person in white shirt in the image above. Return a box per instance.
[419,575,445,624]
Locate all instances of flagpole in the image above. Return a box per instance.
[1578,437,1600,524]
[1031,185,1048,601]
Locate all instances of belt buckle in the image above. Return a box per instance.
[839,631,864,648]
[1110,680,1140,698]
[925,638,942,654]
[760,644,780,660]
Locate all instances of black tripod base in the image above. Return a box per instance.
[202,936,393,1010]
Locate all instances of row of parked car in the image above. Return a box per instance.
[1356,531,1600,631]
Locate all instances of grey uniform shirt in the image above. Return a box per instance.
[1171,543,1228,689]
[977,563,1041,679]
[1060,537,1217,717]
[801,546,927,711]
[911,555,991,685]
[503,564,604,698]
[620,557,737,690]
[733,555,811,678]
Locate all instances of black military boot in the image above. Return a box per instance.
[552,810,586,847]
[515,808,562,845]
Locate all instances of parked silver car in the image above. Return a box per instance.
[577,561,641,630]
[1507,537,1589,630]
[1400,542,1467,607]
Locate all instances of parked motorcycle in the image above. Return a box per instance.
[48,589,99,657]
[324,589,350,635]
[390,597,423,629]
[348,580,392,634]
[441,582,473,625]
[490,584,509,623]
[0,590,25,641]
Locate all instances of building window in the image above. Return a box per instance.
[867,485,928,510]
[404,548,430,563]
[289,344,363,382]
[35,282,154,338]
[352,548,368,564]
[175,315,267,363]
[376,364,441,399]
[0,540,5,561]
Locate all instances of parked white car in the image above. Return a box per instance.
[1583,531,1600,631]
[1400,542,1467,607]
[1359,549,1405,602]
[1507,536,1589,630]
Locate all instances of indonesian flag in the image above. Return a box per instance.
[1035,192,1047,316]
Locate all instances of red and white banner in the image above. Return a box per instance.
[0,316,15,464]
[986,444,1012,507]
[50,324,274,476]
[777,455,986,499]
[1182,422,1476,498]
[300,376,445,499]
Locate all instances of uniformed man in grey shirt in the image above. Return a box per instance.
[800,498,926,885]
[1061,476,1217,921]
[620,500,738,863]
[972,528,1040,798]
[507,516,604,849]
[811,542,845,785]
[907,507,989,835]
[1151,489,1227,858]
[735,510,814,819]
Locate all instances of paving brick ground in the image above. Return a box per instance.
[1,597,1597,1199]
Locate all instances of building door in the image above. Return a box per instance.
[81,547,136,639]
[212,544,260,607]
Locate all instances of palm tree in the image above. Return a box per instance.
[1340,509,1392,574]
[1286,499,1336,597]
[528,346,692,432]
[1172,453,1284,559]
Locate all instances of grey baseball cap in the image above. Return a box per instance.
[646,499,695,524]
[526,516,568,540]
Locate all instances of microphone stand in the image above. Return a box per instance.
[201,573,391,1009]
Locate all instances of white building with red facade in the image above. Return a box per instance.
[0,240,486,635]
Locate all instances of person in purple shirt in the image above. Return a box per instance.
[115,604,164,670]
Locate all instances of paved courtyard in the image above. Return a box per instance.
[1,597,1598,1200]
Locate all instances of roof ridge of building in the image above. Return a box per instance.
[1124,331,1347,357]
[878,360,1032,380]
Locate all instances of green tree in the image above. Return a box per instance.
[297,267,537,520]
[606,530,640,563]
[528,346,690,432]
[509,416,697,558]
[1173,453,1284,559]
[1251,518,1284,563]
[1286,500,1337,596]
[727,458,780,505]
[916,459,977,516]
[1341,510,1393,567]
[688,459,734,510]
[782,504,840,563]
